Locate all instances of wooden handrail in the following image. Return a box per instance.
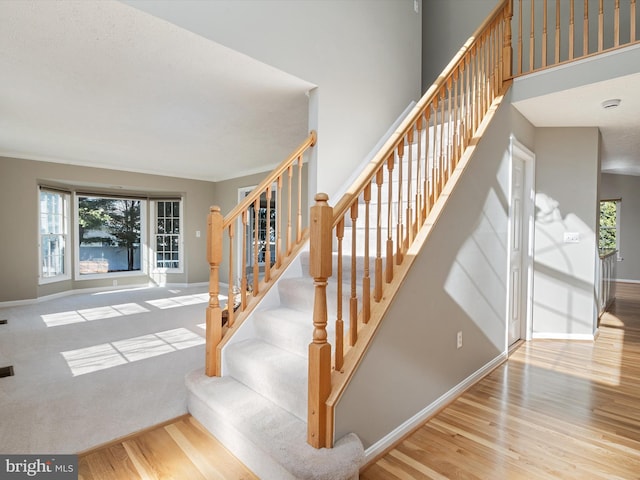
[308,0,512,449]
[205,131,317,377]
[223,131,316,228]
[330,1,510,226]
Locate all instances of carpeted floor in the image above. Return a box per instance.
[0,284,214,454]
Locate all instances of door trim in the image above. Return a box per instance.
[507,135,536,348]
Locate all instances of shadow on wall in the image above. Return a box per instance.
[533,192,596,336]
[444,185,510,352]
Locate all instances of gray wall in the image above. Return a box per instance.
[0,156,215,302]
[422,0,499,91]
[334,91,535,449]
[600,173,640,282]
[124,0,422,201]
[531,128,601,337]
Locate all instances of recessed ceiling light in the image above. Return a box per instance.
[601,98,621,109]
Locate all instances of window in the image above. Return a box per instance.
[153,199,182,271]
[77,195,143,276]
[599,199,621,254]
[39,189,69,282]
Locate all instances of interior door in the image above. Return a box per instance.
[508,157,526,345]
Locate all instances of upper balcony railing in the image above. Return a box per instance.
[513,0,639,76]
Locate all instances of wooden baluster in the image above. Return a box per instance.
[335,218,344,372]
[287,165,293,255]
[206,206,223,377]
[276,176,283,269]
[439,88,446,194]
[363,183,371,324]
[396,141,404,265]
[614,0,620,47]
[374,167,384,302]
[308,193,332,449]
[385,154,394,283]
[632,0,637,42]
[424,107,431,218]
[447,77,454,180]
[297,155,304,244]
[406,129,414,246]
[530,0,535,72]
[415,114,423,229]
[241,211,248,310]
[584,0,589,56]
[265,187,272,283]
[252,197,260,295]
[349,201,358,346]
[599,0,604,52]
[228,224,235,327]
[554,0,560,65]
[569,0,575,60]
[542,0,548,67]
[452,69,460,171]
[518,0,523,74]
[464,55,471,144]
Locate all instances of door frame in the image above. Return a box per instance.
[506,135,536,348]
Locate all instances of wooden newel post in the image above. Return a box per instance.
[206,206,224,377]
[503,0,514,81]
[308,193,333,448]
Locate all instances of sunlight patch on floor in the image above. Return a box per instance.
[61,327,205,376]
[42,303,150,327]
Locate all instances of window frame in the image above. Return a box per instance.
[38,188,71,284]
[73,193,147,280]
[150,198,184,273]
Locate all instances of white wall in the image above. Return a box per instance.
[123,0,422,202]
[600,173,640,282]
[531,128,601,338]
[334,91,535,450]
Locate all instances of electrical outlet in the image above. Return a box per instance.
[196,230,201,238]
[457,331,463,349]
[563,232,580,243]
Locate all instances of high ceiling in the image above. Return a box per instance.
[0,0,314,182]
[1,1,638,184]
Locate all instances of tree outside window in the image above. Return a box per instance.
[78,196,141,274]
[599,200,620,253]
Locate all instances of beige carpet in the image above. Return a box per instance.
[0,284,213,454]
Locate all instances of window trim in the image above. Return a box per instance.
[150,198,184,274]
[38,188,71,285]
[73,193,147,281]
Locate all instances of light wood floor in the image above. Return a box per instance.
[361,282,640,479]
[78,415,258,480]
[79,283,640,480]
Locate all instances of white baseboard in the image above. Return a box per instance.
[532,332,596,341]
[363,352,508,463]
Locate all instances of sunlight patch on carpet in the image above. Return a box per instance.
[61,328,205,376]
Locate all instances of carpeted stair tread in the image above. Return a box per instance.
[187,370,363,480]
[225,338,307,420]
